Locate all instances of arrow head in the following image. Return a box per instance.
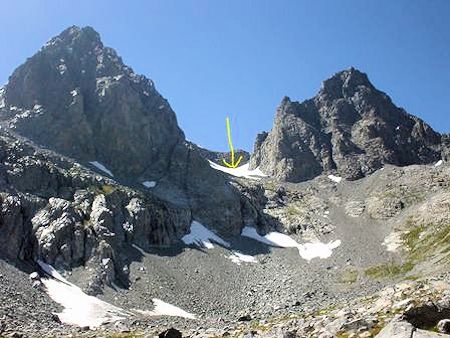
[221,155,243,168]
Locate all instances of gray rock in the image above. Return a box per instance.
[250,68,442,183]
[375,320,415,338]
[0,25,262,238]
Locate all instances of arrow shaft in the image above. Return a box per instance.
[225,117,235,164]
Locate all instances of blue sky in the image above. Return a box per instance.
[1,1,449,151]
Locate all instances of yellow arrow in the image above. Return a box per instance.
[222,116,243,168]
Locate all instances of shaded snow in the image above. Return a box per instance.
[228,251,257,265]
[58,63,67,75]
[242,226,298,247]
[37,261,195,327]
[241,226,341,261]
[182,221,230,249]
[435,160,444,167]
[89,161,114,177]
[328,175,342,183]
[209,161,267,180]
[142,181,156,188]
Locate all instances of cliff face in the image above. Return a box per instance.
[250,68,442,182]
[0,26,258,235]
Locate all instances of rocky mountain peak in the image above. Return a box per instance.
[250,68,443,182]
[319,67,375,101]
[0,26,264,236]
[4,25,151,112]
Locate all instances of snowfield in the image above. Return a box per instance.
[37,261,195,328]
[182,221,230,249]
[241,226,341,261]
[89,161,114,177]
[208,161,267,180]
[38,260,129,327]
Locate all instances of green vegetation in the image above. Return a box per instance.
[402,222,450,262]
[336,323,384,338]
[105,334,143,338]
[365,261,414,279]
[101,184,117,195]
[340,267,358,284]
[381,187,425,207]
[87,184,117,195]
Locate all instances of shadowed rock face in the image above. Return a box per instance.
[192,143,250,166]
[250,68,442,182]
[4,26,183,179]
[442,134,450,162]
[0,26,254,235]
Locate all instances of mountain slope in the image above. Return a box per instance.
[250,68,442,182]
[0,26,262,235]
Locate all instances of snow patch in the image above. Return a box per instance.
[58,63,67,75]
[242,226,299,247]
[209,161,267,180]
[328,175,342,183]
[142,181,156,188]
[435,160,444,167]
[228,251,257,265]
[37,261,195,327]
[241,226,341,261]
[37,261,129,328]
[298,241,341,260]
[383,232,404,252]
[182,221,230,249]
[89,161,114,177]
[134,299,195,319]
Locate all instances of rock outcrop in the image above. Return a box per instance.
[250,68,442,182]
[0,131,193,290]
[0,26,276,291]
[442,134,450,162]
[0,26,258,236]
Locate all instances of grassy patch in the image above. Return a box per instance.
[87,184,117,196]
[340,267,358,284]
[365,261,414,279]
[402,224,425,251]
[382,187,425,207]
[101,184,117,195]
[106,333,143,338]
[337,321,384,338]
[402,222,450,262]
